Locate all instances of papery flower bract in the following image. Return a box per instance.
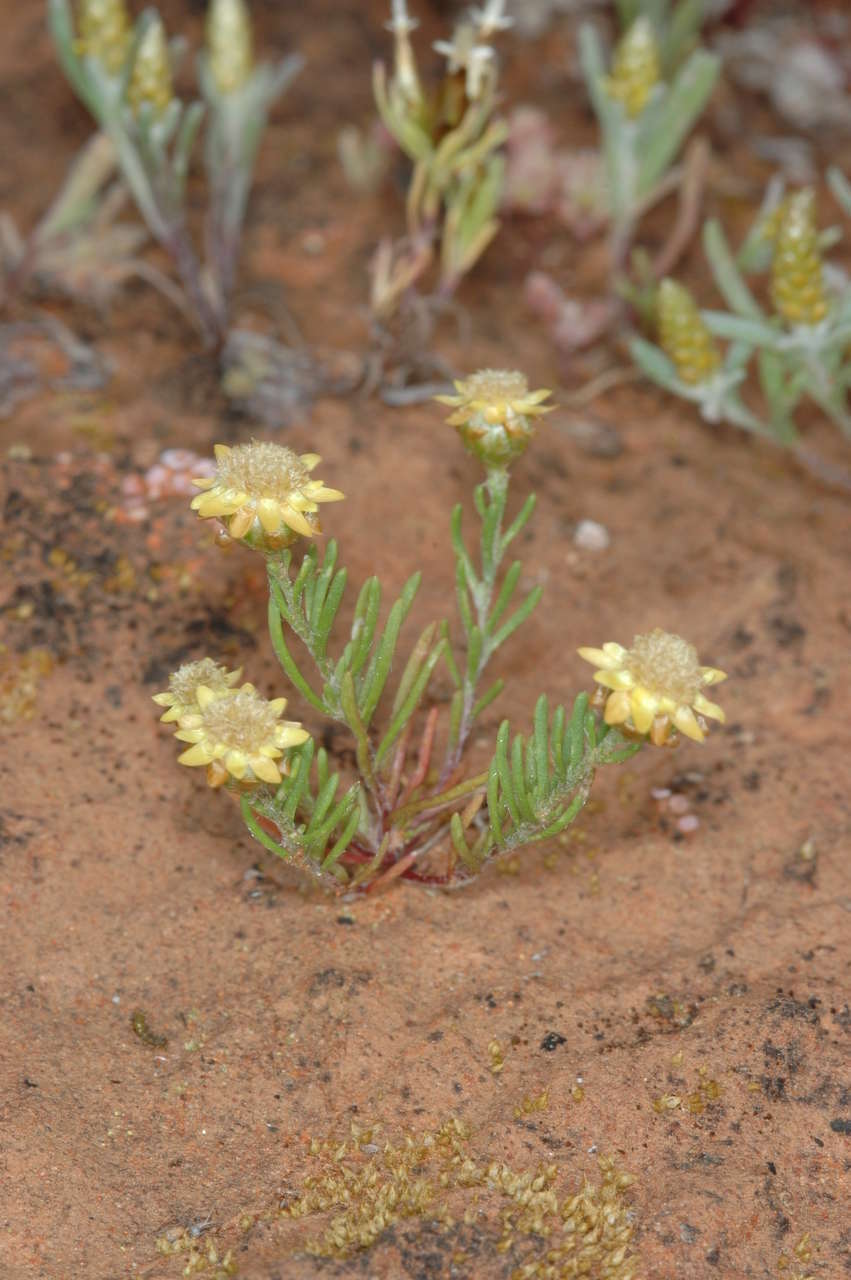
[75,0,132,74]
[433,24,495,101]
[191,442,344,550]
[152,658,242,724]
[174,684,309,788]
[436,369,553,466]
[657,279,721,386]
[578,629,726,746]
[771,188,828,327]
[386,0,421,104]
[127,15,173,118]
[605,17,660,119]
[206,0,254,95]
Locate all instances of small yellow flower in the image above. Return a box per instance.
[127,15,173,119]
[174,684,309,788]
[606,17,660,119]
[657,279,721,386]
[206,0,254,95]
[75,0,132,74]
[436,369,553,465]
[578,629,726,746]
[191,442,344,550]
[771,188,828,327]
[152,658,242,724]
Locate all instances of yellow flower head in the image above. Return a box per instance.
[127,15,173,119]
[206,0,254,95]
[191,442,345,550]
[152,658,242,724]
[657,278,721,386]
[174,684,309,788]
[75,0,132,74]
[436,369,553,466]
[771,188,828,328]
[578,629,726,746]
[606,17,660,119]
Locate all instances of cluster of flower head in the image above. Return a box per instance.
[75,0,256,118]
[190,441,344,551]
[578,629,726,746]
[153,658,308,789]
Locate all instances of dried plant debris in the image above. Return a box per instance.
[270,1118,639,1276]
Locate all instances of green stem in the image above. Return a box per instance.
[442,466,508,778]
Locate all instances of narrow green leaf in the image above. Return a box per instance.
[241,798,288,859]
[490,585,542,650]
[466,624,484,682]
[439,620,462,689]
[702,310,779,347]
[316,569,348,655]
[321,804,361,871]
[501,494,536,552]
[495,721,521,826]
[392,621,438,717]
[448,688,464,750]
[531,791,587,843]
[340,671,376,787]
[488,561,521,632]
[637,49,720,195]
[487,761,504,845]
[511,734,536,823]
[359,572,421,724]
[455,561,475,636]
[551,705,566,778]
[565,694,589,767]
[450,505,479,592]
[267,597,327,713]
[533,695,550,795]
[702,218,763,320]
[349,577,381,676]
[374,640,446,766]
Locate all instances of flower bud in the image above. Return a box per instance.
[435,369,553,467]
[206,0,254,95]
[657,279,720,386]
[75,0,132,75]
[606,17,660,119]
[127,15,173,119]
[771,188,828,327]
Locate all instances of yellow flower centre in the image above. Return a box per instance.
[201,690,280,753]
[626,630,702,704]
[215,442,310,502]
[168,659,233,704]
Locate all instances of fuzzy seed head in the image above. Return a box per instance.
[76,0,132,74]
[626,630,702,704]
[206,0,254,94]
[201,689,280,753]
[657,278,720,386]
[578,629,727,746]
[606,17,660,118]
[127,15,173,118]
[191,442,345,550]
[173,683,309,787]
[771,188,828,327]
[217,440,309,497]
[152,658,242,723]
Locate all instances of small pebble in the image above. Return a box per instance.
[573,519,610,551]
